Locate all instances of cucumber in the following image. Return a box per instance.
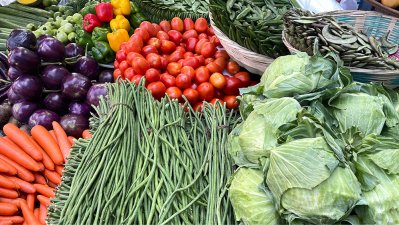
[7,3,52,18]
[0,7,48,22]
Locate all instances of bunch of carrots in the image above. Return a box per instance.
[0,122,90,225]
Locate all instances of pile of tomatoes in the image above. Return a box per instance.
[113,17,256,110]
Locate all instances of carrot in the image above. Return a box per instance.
[82,129,92,139]
[27,194,35,210]
[33,208,39,219]
[0,216,23,224]
[2,177,35,194]
[0,155,34,183]
[43,170,61,185]
[67,136,75,146]
[0,159,17,176]
[20,200,41,225]
[0,220,12,225]
[36,196,49,208]
[0,188,18,199]
[55,165,63,176]
[28,137,54,171]
[52,122,72,160]
[32,184,54,198]
[33,174,46,185]
[0,203,18,216]
[0,138,41,172]
[31,126,63,165]
[38,204,46,225]
[3,124,43,162]
[0,198,20,207]
[0,176,18,190]
[49,130,57,144]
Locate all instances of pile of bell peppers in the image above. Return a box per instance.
[75,0,147,64]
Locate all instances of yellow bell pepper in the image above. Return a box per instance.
[381,0,399,8]
[111,0,131,16]
[110,15,130,31]
[107,29,129,52]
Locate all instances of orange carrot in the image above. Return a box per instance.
[0,198,20,208]
[33,174,46,185]
[36,196,49,208]
[43,170,61,185]
[27,194,35,210]
[20,200,41,225]
[38,204,46,224]
[0,216,23,224]
[31,126,64,165]
[32,184,54,198]
[0,220,12,225]
[49,130,57,144]
[3,124,43,161]
[0,138,41,172]
[33,208,39,219]
[0,155,34,183]
[52,122,72,160]
[0,188,18,199]
[0,159,17,176]
[2,176,35,194]
[0,203,18,216]
[28,137,55,171]
[67,136,75,146]
[0,176,18,190]
[82,129,92,139]
[37,163,45,171]
[55,165,64,176]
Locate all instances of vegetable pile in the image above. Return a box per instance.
[48,80,238,224]
[228,52,399,224]
[114,17,256,110]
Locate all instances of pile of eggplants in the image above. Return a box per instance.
[3,29,114,137]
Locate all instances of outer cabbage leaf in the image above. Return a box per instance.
[229,168,280,225]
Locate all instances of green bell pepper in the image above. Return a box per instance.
[80,1,99,15]
[130,2,140,14]
[130,13,147,28]
[91,27,108,42]
[76,29,93,49]
[92,41,115,64]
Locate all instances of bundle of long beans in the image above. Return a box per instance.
[47,81,239,225]
[284,9,399,70]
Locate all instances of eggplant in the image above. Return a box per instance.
[44,92,68,113]
[6,29,37,51]
[7,88,23,104]
[62,73,92,101]
[8,47,40,73]
[74,56,99,80]
[7,67,25,81]
[98,70,114,83]
[65,43,84,58]
[38,37,65,62]
[12,100,39,123]
[60,114,89,138]
[29,109,60,130]
[12,75,43,100]
[69,102,91,117]
[41,65,70,90]
[0,101,12,127]
[86,84,107,107]
[0,52,9,71]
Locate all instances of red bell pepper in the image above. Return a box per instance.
[95,2,113,22]
[82,14,102,33]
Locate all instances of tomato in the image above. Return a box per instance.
[209,36,221,47]
[214,57,228,69]
[182,30,198,41]
[141,45,158,57]
[147,81,166,100]
[167,51,184,63]
[215,50,230,60]
[131,75,143,85]
[200,42,216,58]
[186,38,199,52]
[140,21,157,37]
[124,40,142,53]
[178,59,184,66]
[195,39,208,54]
[214,89,224,99]
[128,34,144,50]
[171,17,184,32]
[113,68,122,79]
[167,62,182,76]
[116,50,126,62]
[180,43,186,48]
[181,66,195,81]
[195,66,210,83]
[147,38,161,49]
[234,71,251,87]
[168,30,183,45]
[209,72,227,89]
[175,46,186,53]
[197,82,214,101]
[156,31,169,41]
[194,18,208,33]
[114,60,119,68]
[223,77,241,95]
[195,55,205,66]
[206,62,222,74]
[127,52,144,65]
[184,52,194,59]
[160,73,176,87]
[159,20,171,32]
[160,56,168,69]
[166,87,183,101]
[227,61,240,75]
[207,27,215,36]
[132,57,150,75]
[183,18,195,31]
[224,95,239,109]
[183,88,199,105]
[210,98,225,106]
[182,57,200,69]
[124,67,135,80]
[160,40,177,54]
[198,33,209,40]
[145,68,161,83]
[176,74,192,90]
[118,60,129,74]
[134,28,150,42]
[205,58,214,65]
[120,42,127,52]
[191,83,198,90]
[153,23,162,34]
[194,102,204,112]
[250,81,257,86]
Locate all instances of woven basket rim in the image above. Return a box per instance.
[364,0,399,17]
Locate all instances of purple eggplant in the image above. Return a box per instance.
[7,67,26,81]
[65,43,84,58]
[8,47,40,73]
[37,34,52,46]
[12,100,39,122]
[44,92,68,113]
[41,65,71,90]
[12,75,43,100]
[6,29,37,51]
[74,56,99,80]
[86,84,107,107]
[29,109,60,130]
[7,88,23,104]
[60,113,89,137]
[68,102,91,117]
[62,73,92,101]
[38,37,65,62]
[98,70,114,83]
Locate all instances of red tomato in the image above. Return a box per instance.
[182,30,198,41]
[140,21,157,37]
[118,60,129,74]
[168,30,183,45]
[191,82,198,90]
[234,72,251,87]
[195,55,205,66]
[124,67,135,80]
[134,28,150,42]
[166,87,183,101]
[204,58,214,65]
[176,74,192,90]
[141,45,158,57]
[182,57,200,69]
[120,42,127,52]
[113,68,122,79]
[223,77,241,95]
[201,42,216,58]
[127,52,144,65]
[145,68,161,83]
[131,75,143,85]
[195,66,210,83]
[194,102,203,112]
[207,27,215,36]
[167,51,184,63]
[210,35,221,47]
[160,56,168,69]
[210,98,225,106]
[175,46,186,53]
[183,88,199,105]
[128,34,144,50]
[227,61,240,75]
[157,31,169,40]
[171,17,184,32]
[114,60,119,68]
[160,40,177,54]
[159,20,171,32]
[195,39,208,54]
[160,73,176,87]
[124,40,142,53]
[132,57,150,75]
[224,95,239,109]
[186,38,199,52]
[178,59,184,66]
[183,18,195,31]
[147,38,161,49]
[194,18,208,33]
[146,53,162,69]
[198,33,209,40]
[209,72,227,89]
[116,50,126,62]
[214,57,228,69]
[197,82,215,101]
[181,66,195,81]
[167,62,182,76]
[215,50,230,60]
[206,62,222,74]
[214,89,224,99]
[180,43,186,48]
[147,81,166,100]
[153,23,161,33]
[184,52,194,59]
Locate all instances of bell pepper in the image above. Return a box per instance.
[80,1,98,15]
[92,41,115,63]
[83,14,102,33]
[130,13,147,28]
[130,1,140,14]
[76,29,93,49]
[92,27,109,43]
[110,15,130,31]
[381,0,399,8]
[95,2,113,22]
[107,29,129,52]
[111,0,131,16]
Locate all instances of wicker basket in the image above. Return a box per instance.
[365,0,399,17]
[282,10,399,87]
[209,13,274,75]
